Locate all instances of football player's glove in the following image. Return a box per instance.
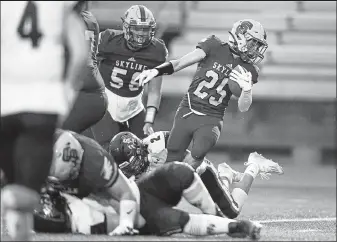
[230,66,252,91]
[34,177,71,233]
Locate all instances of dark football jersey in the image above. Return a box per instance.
[55,131,119,198]
[97,29,167,97]
[180,35,259,118]
[80,11,105,91]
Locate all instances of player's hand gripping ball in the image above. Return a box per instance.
[229,65,252,93]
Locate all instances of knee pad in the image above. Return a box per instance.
[1,184,39,211]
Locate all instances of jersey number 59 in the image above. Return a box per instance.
[193,70,229,106]
[110,67,140,91]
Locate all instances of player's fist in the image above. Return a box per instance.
[229,66,252,91]
[109,224,139,236]
[136,69,159,86]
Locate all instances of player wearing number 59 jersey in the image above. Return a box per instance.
[91,5,168,150]
[136,19,268,170]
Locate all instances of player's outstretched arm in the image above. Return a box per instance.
[104,169,139,235]
[143,75,163,135]
[136,48,206,86]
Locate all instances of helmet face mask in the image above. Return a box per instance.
[122,5,156,51]
[228,19,268,65]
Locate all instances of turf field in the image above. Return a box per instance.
[1,162,336,241]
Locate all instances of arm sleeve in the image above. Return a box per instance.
[251,64,260,84]
[80,143,119,190]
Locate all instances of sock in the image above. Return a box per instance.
[231,188,248,211]
[5,209,33,241]
[244,163,259,179]
[183,214,236,235]
[182,173,217,215]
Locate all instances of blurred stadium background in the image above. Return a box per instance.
[92,1,336,167]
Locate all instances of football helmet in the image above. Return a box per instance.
[228,19,268,65]
[50,130,84,181]
[34,177,71,233]
[121,5,156,50]
[109,132,149,178]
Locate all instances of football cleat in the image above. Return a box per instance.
[228,220,262,240]
[244,152,284,179]
[218,162,244,183]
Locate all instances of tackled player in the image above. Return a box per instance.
[91,5,168,150]
[33,131,262,239]
[136,19,268,170]
[109,131,284,219]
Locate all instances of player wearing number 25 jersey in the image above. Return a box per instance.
[0,1,87,240]
[91,5,168,150]
[136,19,268,170]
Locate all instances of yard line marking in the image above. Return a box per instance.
[255,217,336,223]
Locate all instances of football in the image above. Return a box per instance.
[228,65,246,97]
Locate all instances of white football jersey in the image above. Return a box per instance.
[142,131,169,172]
[1,1,77,116]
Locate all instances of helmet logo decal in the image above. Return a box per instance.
[62,143,79,165]
[235,21,253,35]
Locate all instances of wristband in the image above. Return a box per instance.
[119,199,137,227]
[154,61,174,77]
[145,107,157,124]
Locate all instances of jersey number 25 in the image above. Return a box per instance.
[110,67,140,91]
[193,70,228,106]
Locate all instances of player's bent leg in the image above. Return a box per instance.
[128,110,146,139]
[200,164,240,219]
[229,152,284,213]
[189,124,221,170]
[2,185,40,240]
[166,108,193,163]
[3,113,58,240]
[62,91,108,133]
[179,165,219,216]
[90,111,121,151]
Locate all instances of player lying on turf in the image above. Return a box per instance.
[33,129,262,239]
[34,163,262,239]
[109,131,284,218]
[39,129,140,236]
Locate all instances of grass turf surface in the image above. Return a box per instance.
[1,164,336,241]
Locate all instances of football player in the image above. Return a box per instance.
[136,19,268,170]
[91,5,168,150]
[109,131,284,219]
[0,2,87,240]
[34,162,262,239]
[62,1,108,135]
[45,129,139,235]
